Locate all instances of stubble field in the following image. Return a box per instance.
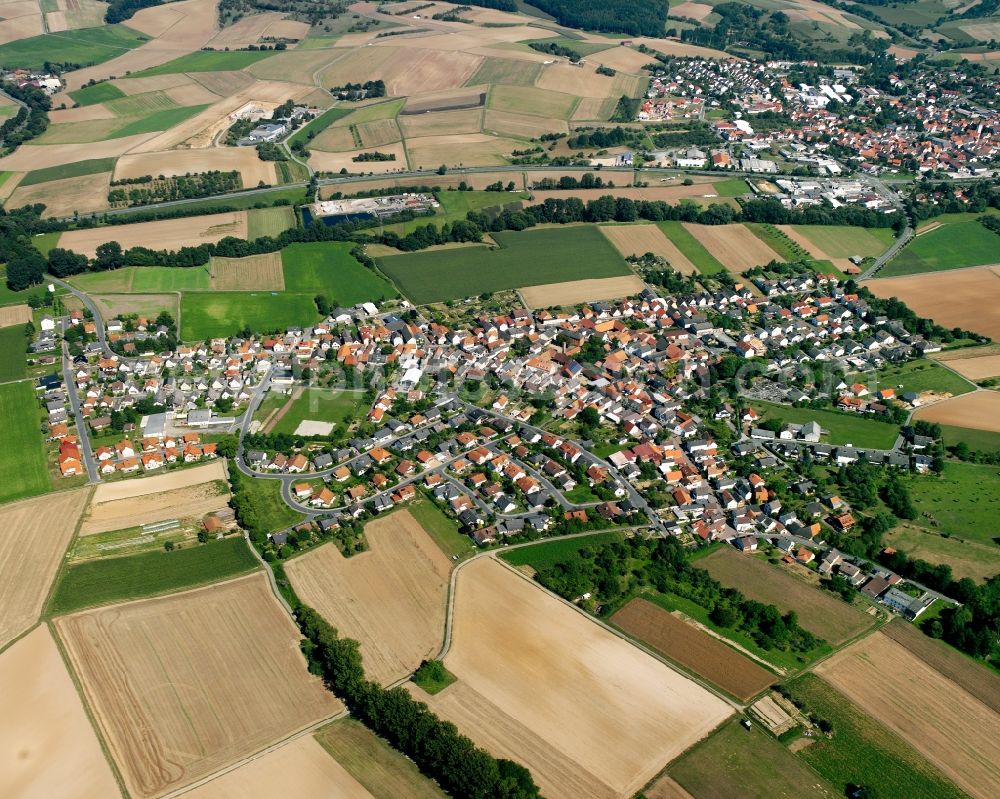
[210,252,285,291]
[90,459,226,502]
[58,211,248,257]
[114,147,276,186]
[600,223,698,273]
[519,275,646,308]
[913,390,1000,433]
[80,478,230,536]
[55,574,342,799]
[0,489,89,649]
[286,510,452,685]
[611,598,775,701]
[681,223,783,271]
[418,558,732,799]
[815,632,1000,799]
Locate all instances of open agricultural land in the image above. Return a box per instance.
[898,460,1000,546]
[611,597,775,701]
[285,509,452,686]
[696,548,873,646]
[600,223,699,274]
[886,523,1000,582]
[415,557,732,799]
[519,275,647,309]
[679,223,784,273]
[55,574,342,799]
[59,212,248,257]
[913,390,1000,435]
[377,226,632,304]
[0,489,89,650]
[0,380,51,503]
[0,626,122,799]
[881,215,1000,276]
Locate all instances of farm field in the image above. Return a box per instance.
[935,349,1000,381]
[882,618,1000,714]
[91,459,227,503]
[0,626,122,799]
[405,133,520,169]
[210,252,285,291]
[696,548,873,645]
[377,226,631,304]
[55,574,342,799]
[49,536,260,614]
[519,275,646,308]
[131,264,212,291]
[0,24,149,72]
[814,633,1000,799]
[271,388,365,437]
[314,718,448,799]
[913,390,1000,434]
[681,223,783,272]
[7,171,112,218]
[611,598,775,701]
[418,558,732,799]
[656,221,726,274]
[902,460,1000,545]
[787,224,895,258]
[285,509,452,686]
[501,532,625,571]
[183,735,371,799]
[0,380,50,503]
[668,718,837,799]
[882,217,1000,275]
[58,211,248,258]
[69,81,127,105]
[0,489,89,649]
[937,422,1000,451]
[380,189,525,238]
[600,223,698,274]
[405,496,476,561]
[247,205,296,239]
[19,157,117,186]
[0,323,27,381]
[114,147,277,186]
[754,400,901,448]
[133,48,276,77]
[281,242,397,304]
[886,522,1000,581]
[181,291,319,339]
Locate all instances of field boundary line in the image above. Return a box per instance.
[39,485,95,624]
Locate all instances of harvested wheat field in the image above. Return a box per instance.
[211,252,285,291]
[913,391,1000,433]
[0,489,89,649]
[356,118,403,148]
[672,2,714,20]
[112,72,193,95]
[866,266,1000,340]
[816,632,1000,799]
[612,598,774,701]
[483,109,567,139]
[183,735,370,799]
[590,45,661,74]
[55,574,342,799]
[0,626,122,799]
[310,143,409,174]
[0,11,42,47]
[600,224,698,273]
[205,10,285,49]
[8,171,111,218]
[59,211,247,258]
[0,133,158,171]
[536,62,619,98]
[0,302,31,327]
[317,46,398,89]
[407,133,519,168]
[520,275,646,309]
[697,547,872,645]
[91,460,227,503]
[935,352,1000,381]
[319,169,521,197]
[533,182,722,203]
[384,48,485,96]
[116,147,275,185]
[49,104,117,123]
[285,509,451,685]
[683,223,782,271]
[80,478,230,536]
[398,107,483,139]
[645,774,697,799]
[311,125,358,152]
[422,558,732,799]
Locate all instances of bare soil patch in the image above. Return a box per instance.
[8,171,111,218]
[0,489,89,649]
[696,548,872,645]
[600,224,697,273]
[913,390,1000,433]
[866,266,1000,340]
[612,598,774,701]
[55,574,342,799]
[286,509,452,685]
[115,147,275,186]
[80,480,230,536]
[0,626,122,799]
[210,251,284,291]
[91,459,226,503]
[816,632,1000,799]
[0,302,31,326]
[183,735,371,799]
[425,558,732,799]
[59,211,248,258]
[520,275,646,308]
[682,223,783,272]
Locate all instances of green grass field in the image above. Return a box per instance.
[905,461,1000,546]
[0,381,49,503]
[47,537,260,615]
[247,206,296,239]
[0,268,47,306]
[338,98,406,126]
[20,158,117,187]
[939,423,1000,452]
[69,81,126,106]
[467,57,542,86]
[669,719,838,799]
[523,36,613,56]
[271,388,365,436]
[377,226,630,303]
[287,106,354,149]
[0,324,28,382]
[756,401,900,449]
[131,265,212,292]
[745,222,802,262]
[111,104,210,137]
[133,49,276,77]
[488,84,579,119]
[883,218,1000,276]
[886,523,1000,582]
[67,268,136,294]
[0,25,148,71]
[181,291,319,339]
[233,474,303,534]
[501,532,625,570]
[657,221,727,274]
[787,674,967,799]
[103,89,178,117]
[868,360,974,398]
[407,496,475,560]
[411,659,457,694]
[314,719,447,799]
[713,177,751,197]
[281,242,397,303]
[791,225,895,258]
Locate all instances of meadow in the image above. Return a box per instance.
[0,25,148,71]
[47,536,260,614]
[247,205,296,239]
[68,81,126,106]
[376,226,631,304]
[501,531,625,570]
[19,157,118,187]
[0,381,50,504]
[755,400,901,449]
[271,388,365,436]
[133,49,277,77]
[0,323,27,381]
[905,461,1000,545]
[870,359,974,397]
[938,423,1000,452]
[657,220,727,274]
[281,241,397,304]
[882,218,1000,276]
[885,523,1000,582]
[381,189,525,237]
[792,224,895,258]
[407,496,476,561]
[181,291,319,339]
[131,265,212,291]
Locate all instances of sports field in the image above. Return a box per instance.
[0,381,49,503]
[376,226,630,304]
[48,536,260,614]
[882,217,1000,276]
[181,291,319,339]
[271,388,365,436]
[755,400,900,448]
[281,242,397,304]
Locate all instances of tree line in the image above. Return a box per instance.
[523,0,668,36]
[104,0,164,23]
[0,82,50,153]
